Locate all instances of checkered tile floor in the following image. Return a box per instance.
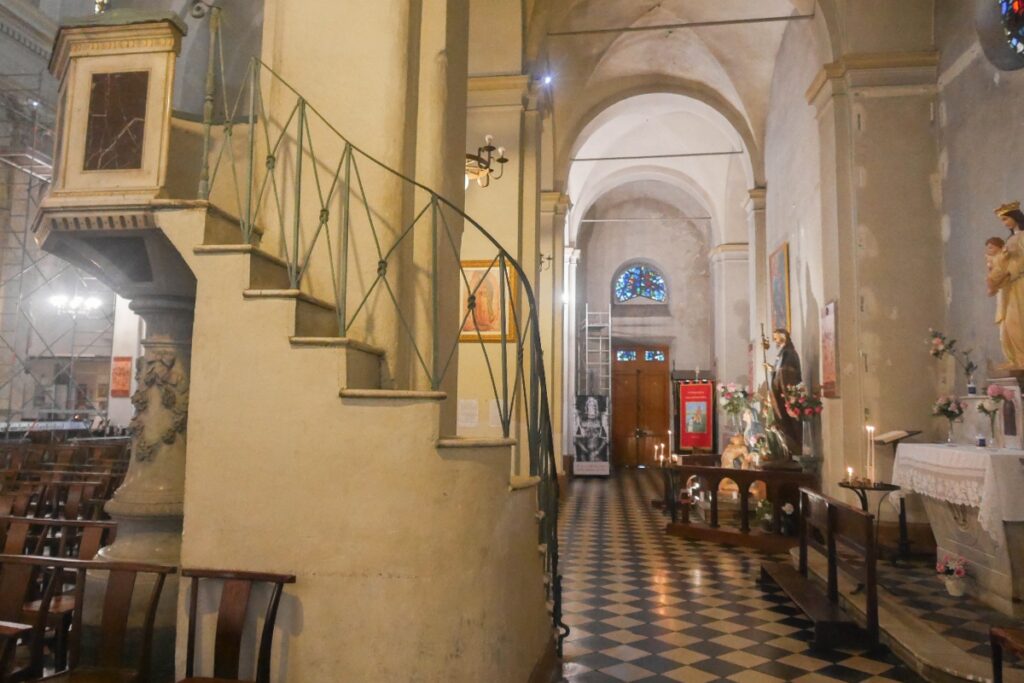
[876,558,1022,667]
[557,470,923,682]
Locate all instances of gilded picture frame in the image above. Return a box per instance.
[459,259,519,343]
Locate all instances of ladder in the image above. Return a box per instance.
[579,304,611,396]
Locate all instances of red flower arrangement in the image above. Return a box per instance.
[784,383,823,421]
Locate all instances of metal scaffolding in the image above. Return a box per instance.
[0,72,116,431]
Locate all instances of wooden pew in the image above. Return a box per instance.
[991,627,1024,683]
[760,487,879,650]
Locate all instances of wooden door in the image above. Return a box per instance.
[611,344,670,467]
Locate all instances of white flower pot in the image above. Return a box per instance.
[943,576,966,597]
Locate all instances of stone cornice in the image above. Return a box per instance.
[744,186,767,213]
[709,242,749,264]
[540,191,569,214]
[806,51,940,105]
[49,18,184,81]
[468,74,531,109]
[0,0,57,61]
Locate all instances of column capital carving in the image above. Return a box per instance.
[806,51,939,108]
[541,191,570,215]
[744,187,766,213]
[709,242,749,265]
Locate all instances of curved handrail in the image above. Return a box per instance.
[199,41,567,652]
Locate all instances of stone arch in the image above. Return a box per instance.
[557,75,763,189]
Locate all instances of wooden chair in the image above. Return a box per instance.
[991,627,1024,683]
[15,556,177,683]
[180,568,296,683]
[0,554,60,682]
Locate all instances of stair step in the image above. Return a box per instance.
[339,388,446,401]
[436,436,515,449]
[290,337,385,357]
[193,244,289,268]
[243,289,335,312]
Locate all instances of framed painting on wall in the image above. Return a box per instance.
[459,259,518,343]
[769,242,791,332]
[821,300,839,398]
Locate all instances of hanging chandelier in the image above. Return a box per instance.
[465,135,508,189]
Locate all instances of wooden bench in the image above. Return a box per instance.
[991,627,1024,683]
[760,487,878,650]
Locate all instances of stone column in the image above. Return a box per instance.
[710,243,750,385]
[562,247,580,459]
[411,0,469,433]
[100,295,193,566]
[808,52,943,497]
[541,192,569,470]
[745,188,767,389]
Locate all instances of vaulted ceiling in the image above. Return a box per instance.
[526,0,821,182]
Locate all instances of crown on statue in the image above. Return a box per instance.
[996,201,1021,217]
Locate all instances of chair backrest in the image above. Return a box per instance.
[0,554,61,678]
[0,516,116,558]
[182,568,296,683]
[31,557,176,678]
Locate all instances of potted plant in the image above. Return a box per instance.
[979,385,1006,448]
[932,395,965,444]
[936,555,968,596]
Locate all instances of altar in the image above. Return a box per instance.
[893,443,1024,617]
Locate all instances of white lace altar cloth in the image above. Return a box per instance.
[893,443,1024,547]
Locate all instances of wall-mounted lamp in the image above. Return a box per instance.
[539,253,553,271]
[465,135,508,189]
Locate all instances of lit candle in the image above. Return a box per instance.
[866,425,876,483]
[847,466,854,483]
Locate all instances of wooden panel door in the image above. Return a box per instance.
[611,344,670,468]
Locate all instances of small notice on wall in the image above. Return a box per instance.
[110,356,133,398]
[457,399,479,428]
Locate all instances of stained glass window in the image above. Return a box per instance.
[614,264,666,303]
[644,350,665,362]
[616,350,637,362]
[1001,0,1024,53]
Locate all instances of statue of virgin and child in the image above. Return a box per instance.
[988,202,1024,369]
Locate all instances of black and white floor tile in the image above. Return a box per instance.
[557,470,923,682]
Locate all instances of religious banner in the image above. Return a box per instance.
[573,395,610,476]
[110,356,133,398]
[821,301,838,398]
[678,380,714,451]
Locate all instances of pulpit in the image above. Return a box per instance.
[893,443,1024,617]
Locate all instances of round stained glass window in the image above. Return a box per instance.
[1001,0,1024,53]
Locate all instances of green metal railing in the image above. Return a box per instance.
[195,12,566,654]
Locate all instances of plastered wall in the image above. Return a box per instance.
[577,181,712,373]
[936,0,1024,385]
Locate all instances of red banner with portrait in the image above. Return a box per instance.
[678,381,714,451]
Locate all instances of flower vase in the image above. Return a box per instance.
[990,415,1001,449]
[967,378,977,396]
[943,576,965,597]
[946,419,955,445]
